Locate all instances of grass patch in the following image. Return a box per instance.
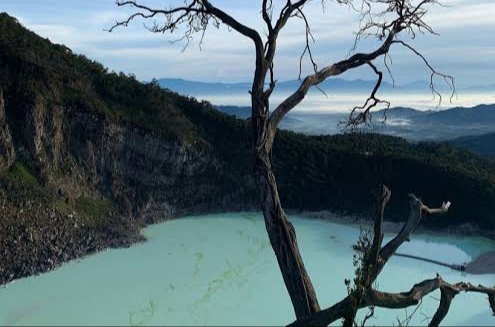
[75,197,114,219]
[54,197,114,228]
[54,200,73,215]
[3,161,38,185]
[74,197,115,228]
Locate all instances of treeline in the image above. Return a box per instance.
[169,91,495,229]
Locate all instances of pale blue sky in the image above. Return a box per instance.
[2,0,495,87]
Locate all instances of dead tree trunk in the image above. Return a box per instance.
[251,90,320,318]
[254,147,320,317]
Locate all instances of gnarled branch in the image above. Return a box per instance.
[393,40,456,105]
[289,189,493,327]
[269,0,453,134]
[344,61,390,129]
[110,0,264,60]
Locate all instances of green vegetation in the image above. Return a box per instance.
[74,197,115,228]
[0,13,198,143]
[53,195,114,227]
[74,197,113,219]
[2,161,38,185]
[449,133,495,157]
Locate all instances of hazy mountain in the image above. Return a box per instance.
[375,104,495,140]
[215,105,251,118]
[465,84,495,93]
[211,104,495,141]
[449,133,495,157]
[375,107,430,119]
[158,77,491,96]
[158,77,434,95]
[412,104,495,124]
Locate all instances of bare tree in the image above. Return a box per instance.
[110,1,494,325]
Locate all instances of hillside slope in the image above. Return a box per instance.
[449,133,495,157]
[1,13,495,284]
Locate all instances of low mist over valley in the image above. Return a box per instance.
[159,78,495,152]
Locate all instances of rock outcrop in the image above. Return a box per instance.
[0,88,15,171]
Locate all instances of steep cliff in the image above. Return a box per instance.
[1,13,495,284]
[0,88,15,170]
[0,13,254,221]
[0,13,257,284]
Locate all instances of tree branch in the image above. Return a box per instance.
[269,0,450,133]
[393,40,456,105]
[269,30,396,130]
[109,0,264,57]
[263,0,310,80]
[367,185,391,280]
[262,0,274,34]
[201,0,264,49]
[290,274,495,327]
[376,193,450,278]
[344,61,390,129]
[289,189,460,327]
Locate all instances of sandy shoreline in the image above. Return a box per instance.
[298,210,495,275]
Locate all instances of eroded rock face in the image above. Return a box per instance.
[0,88,15,172]
[1,82,250,222]
[0,79,253,284]
[63,110,231,222]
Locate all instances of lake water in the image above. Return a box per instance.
[1,212,494,326]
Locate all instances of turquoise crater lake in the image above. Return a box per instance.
[1,212,494,326]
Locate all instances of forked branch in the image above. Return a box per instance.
[269,0,454,134]
[345,62,390,128]
[289,189,494,326]
[393,40,456,104]
[110,0,264,59]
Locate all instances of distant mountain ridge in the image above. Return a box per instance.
[449,133,495,157]
[412,104,495,124]
[158,77,495,95]
[158,78,429,95]
[215,103,495,157]
[214,104,495,141]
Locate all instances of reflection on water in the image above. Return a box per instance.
[0,212,494,326]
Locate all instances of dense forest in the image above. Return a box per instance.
[1,12,495,284]
[176,93,495,229]
[450,133,495,157]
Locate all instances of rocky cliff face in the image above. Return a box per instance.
[63,110,246,221]
[0,11,248,224]
[0,88,15,171]
[1,82,252,223]
[0,77,255,285]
